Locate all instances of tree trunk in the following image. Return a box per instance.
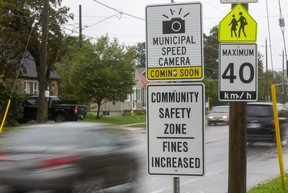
[96,101,101,119]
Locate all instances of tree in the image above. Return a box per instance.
[203,26,223,107]
[57,36,95,104]
[0,0,73,123]
[72,35,136,118]
[128,42,145,67]
[204,26,219,81]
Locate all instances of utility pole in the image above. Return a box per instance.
[228,3,248,193]
[265,39,268,101]
[79,5,83,48]
[282,50,285,102]
[37,0,49,123]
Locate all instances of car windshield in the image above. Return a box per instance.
[247,105,272,117]
[211,106,229,113]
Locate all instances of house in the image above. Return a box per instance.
[93,68,148,116]
[1,51,148,117]
[1,53,61,96]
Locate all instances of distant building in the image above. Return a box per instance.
[0,52,61,96]
[91,68,148,116]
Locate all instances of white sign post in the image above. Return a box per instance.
[146,2,203,81]
[220,0,258,3]
[219,43,258,101]
[147,83,205,176]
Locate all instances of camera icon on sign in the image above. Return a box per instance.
[163,17,185,34]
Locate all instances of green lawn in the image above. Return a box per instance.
[81,112,146,127]
[248,174,288,193]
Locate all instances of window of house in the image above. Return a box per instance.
[126,88,141,101]
[126,93,133,102]
[24,81,38,95]
[136,88,141,101]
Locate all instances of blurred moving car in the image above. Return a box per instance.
[0,123,138,193]
[247,102,288,144]
[207,105,229,126]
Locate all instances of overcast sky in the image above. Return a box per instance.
[61,0,288,72]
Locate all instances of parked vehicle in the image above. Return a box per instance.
[207,105,229,126]
[0,122,139,193]
[18,96,86,123]
[247,102,288,144]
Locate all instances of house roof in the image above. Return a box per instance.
[136,68,149,85]
[21,53,61,80]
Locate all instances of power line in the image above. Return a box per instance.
[84,14,118,29]
[89,0,144,21]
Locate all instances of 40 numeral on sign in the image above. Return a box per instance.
[222,62,255,84]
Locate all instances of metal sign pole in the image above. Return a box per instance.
[173,177,180,193]
[171,1,179,191]
[172,1,178,192]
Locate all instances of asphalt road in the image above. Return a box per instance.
[0,124,287,193]
[133,124,288,193]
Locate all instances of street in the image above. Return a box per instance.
[133,124,288,193]
[0,124,287,193]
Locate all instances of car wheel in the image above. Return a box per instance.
[125,167,138,192]
[70,176,105,193]
[127,168,137,182]
[55,113,67,122]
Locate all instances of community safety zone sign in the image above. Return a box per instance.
[147,83,205,176]
[146,2,203,81]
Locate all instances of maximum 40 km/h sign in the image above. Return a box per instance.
[219,43,258,101]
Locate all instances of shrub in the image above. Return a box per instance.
[0,83,25,124]
[60,94,79,104]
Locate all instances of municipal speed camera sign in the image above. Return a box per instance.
[146,2,203,81]
[219,43,258,101]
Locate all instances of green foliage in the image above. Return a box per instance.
[60,94,79,104]
[57,37,96,105]
[0,83,25,124]
[204,26,219,81]
[60,35,136,119]
[0,0,72,79]
[128,42,145,67]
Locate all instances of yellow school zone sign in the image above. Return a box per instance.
[218,4,257,42]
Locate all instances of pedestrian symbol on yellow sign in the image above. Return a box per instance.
[219,4,257,42]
